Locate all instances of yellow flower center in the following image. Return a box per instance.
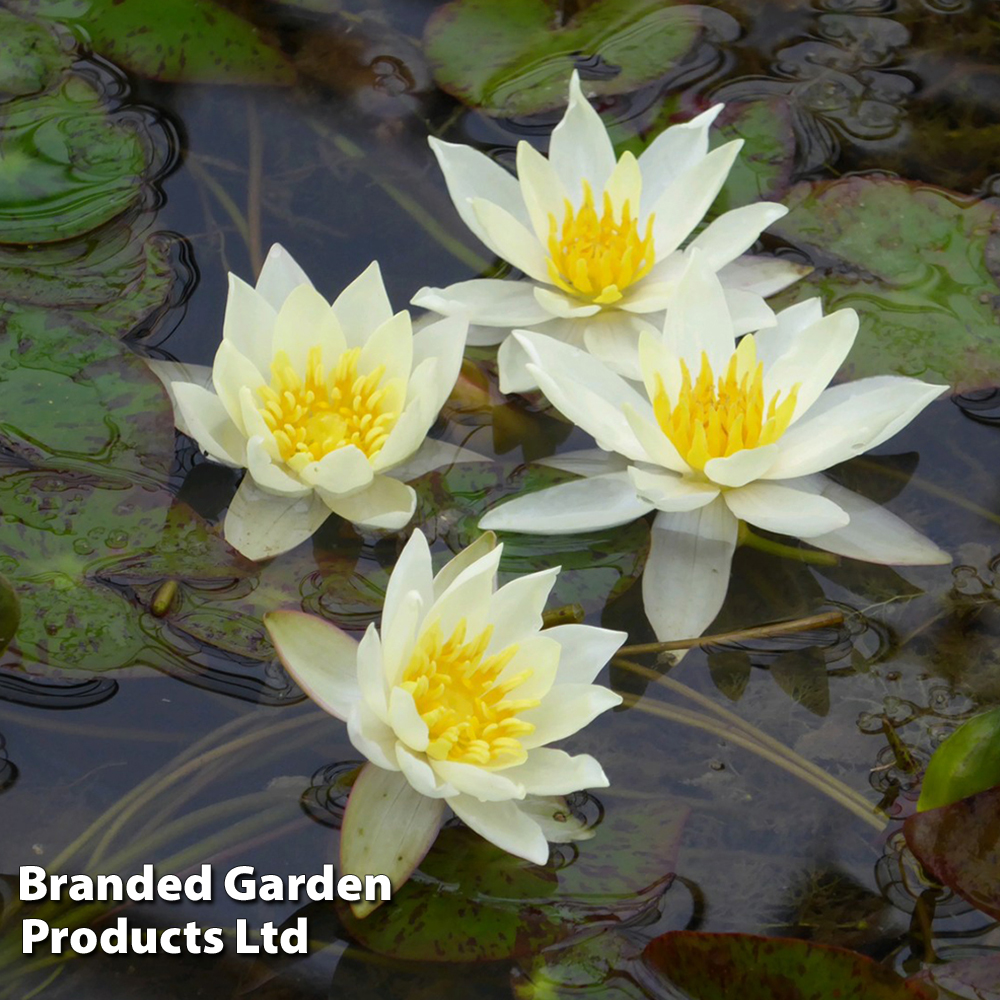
[256,346,400,471]
[400,619,539,768]
[546,181,656,305]
[653,337,800,472]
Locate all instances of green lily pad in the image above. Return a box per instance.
[512,931,647,999]
[416,463,648,615]
[424,0,701,116]
[904,786,1000,922]
[0,75,148,244]
[0,8,73,98]
[770,176,1000,390]
[339,797,687,962]
[643,932,934,1000]
[7,0,294,86]
[0,576,20,657]
[917,707,1000,811]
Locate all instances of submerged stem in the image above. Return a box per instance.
[739,524,840,565]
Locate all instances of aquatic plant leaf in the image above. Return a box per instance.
[910,956,1000,1000]
[424,0,701,116]
[8,0,294,86]
[917,707,1000,811]
[771,177,1000,390]
[416,463,647,615]
[0,76,149,243]
[904,786,1000,921]
[0,576,20,657]
[338,797,687,962]
[0,8,73,98]
[768,648,831,717]
[643,932,934,999]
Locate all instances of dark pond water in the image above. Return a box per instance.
[0,0,999,997]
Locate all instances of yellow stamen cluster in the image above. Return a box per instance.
[653,338,799,471]
[256,346,399,470]
[400,619,538,767]
[546,181,655,305]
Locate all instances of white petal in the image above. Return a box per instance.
[716,254,811,296]
[223,478,329,560]
[543,623,626,685]
[147,357,213,394]
[432,760,523,802]
[255,243,313,313]
[534,286,602,319]
[410,313,468,416]
[213,339,263,435]
[357,623,388,720]
[703,444,779,488]
[359,310,413,385]
[643,501,738,641]
[622,403,689,474]
[661,252,736,376]
[341,763,444,918]
[322,475,416,530]
[724,288,775,336]
[507,748,609,795]
[331,261,394,349]
[480,473,654,535]
[688,202,788,270]
[272,285,333,372]
[412,279,551,327]
[264,611,360,721]
[424,541,503,640]
[381,589,423,690]
[754,297,827,370]
[396,745,457,799]
[372,399,430,474]
[791,476,951,565]
[615,281,677,314]
[603,150,643,218]
[723,480,849,538]
[516,139,570,243]
[764,378,946,480]
[520,684,622,748]
[223,274,277,378]
[382,530,434,647]
[471,198,550,282]
[494,635,561,702]
[486,568,560,651]
[637,103,723,215]
[428,137,532,246]
[297,445,375,498]
[246,437,312,496]
[581,313,652,380]
[387,438,488,483]
[170,382,245,467]
[447,795,549,865]
[431,532,498,601]
[547,71,616,205]
[650,141,743,257]
[348,701,400,772]
[538,448,629,477]
[628,465,720,512]
[388,687,430,752]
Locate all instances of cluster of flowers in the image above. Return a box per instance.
[159,74,949,914]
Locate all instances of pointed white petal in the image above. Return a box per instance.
[543,623,626,685]
[255,243,313,313]
[447,795,549,865]
[213,339,264,435]
[480,474,654,534]
[622,404,689,474]
[372,399,431,474]
[147,358,213,394]
[332,261,394,348]
[386,438,489,483]
[495,635,561,702]
[170,382,246,467]
[297,445,375,499]
[223,274,277,377]
[388,687,430,752]
[396,745,457,798]
[689,202,788,270]
[603,150,643,218]
[704,444,779,488]
[264,611,360,721]
[724,288,775,335]
[432,760,524,802]
[507,748,609,795]
[580,313,651,381]
[538,447,629,477]
[382,529,434,644]
[322,475,416,529]
[381,589,423,691]
[272,285,332,372]
[520,683,622,748]
[428,137,532,245]
[358,310,413,385]
[357,623,388,720]
[348,701,400,771]
[643,501,738,641]
[410,313,468,413]
[716,254,811,296]
[547,71,616,205]
[754,297,827,369]
[615,281,677,314]
[413,279,551,327]
[628,465,720,512]
[246,437,312,496]
[471,198,550,282]
[724,480,849,538]
[516,139,570,242]
[534,286,602,319]
[432,531,498,601]
[424,542,503,640]
[486,567,560,651]
[223,478,329,560]
[341,763,445,917]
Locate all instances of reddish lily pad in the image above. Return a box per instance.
[643,932,934,1000]
[771,177,1000,390]
[910,956,1000,1000]
[904,786,1000,921]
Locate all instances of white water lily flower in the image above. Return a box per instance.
[480,254,951,643]
[413,71,808,392]
[160,245,469,560]
[265,529,624,916]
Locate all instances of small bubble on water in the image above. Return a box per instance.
[105,529,129,549]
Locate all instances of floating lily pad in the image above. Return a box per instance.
[771,177,1000,390]
[424,0,701,116]
[904,786,1000,921]
[910,956,1000,1000]
[7,0,294,86]
[512,931,647,999]
[416,463,648,615]
[643,932,933,1000]
[918,707,1000,811]
[0,76,148,244]
[339,797,687,962]
[0,8,73,98]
